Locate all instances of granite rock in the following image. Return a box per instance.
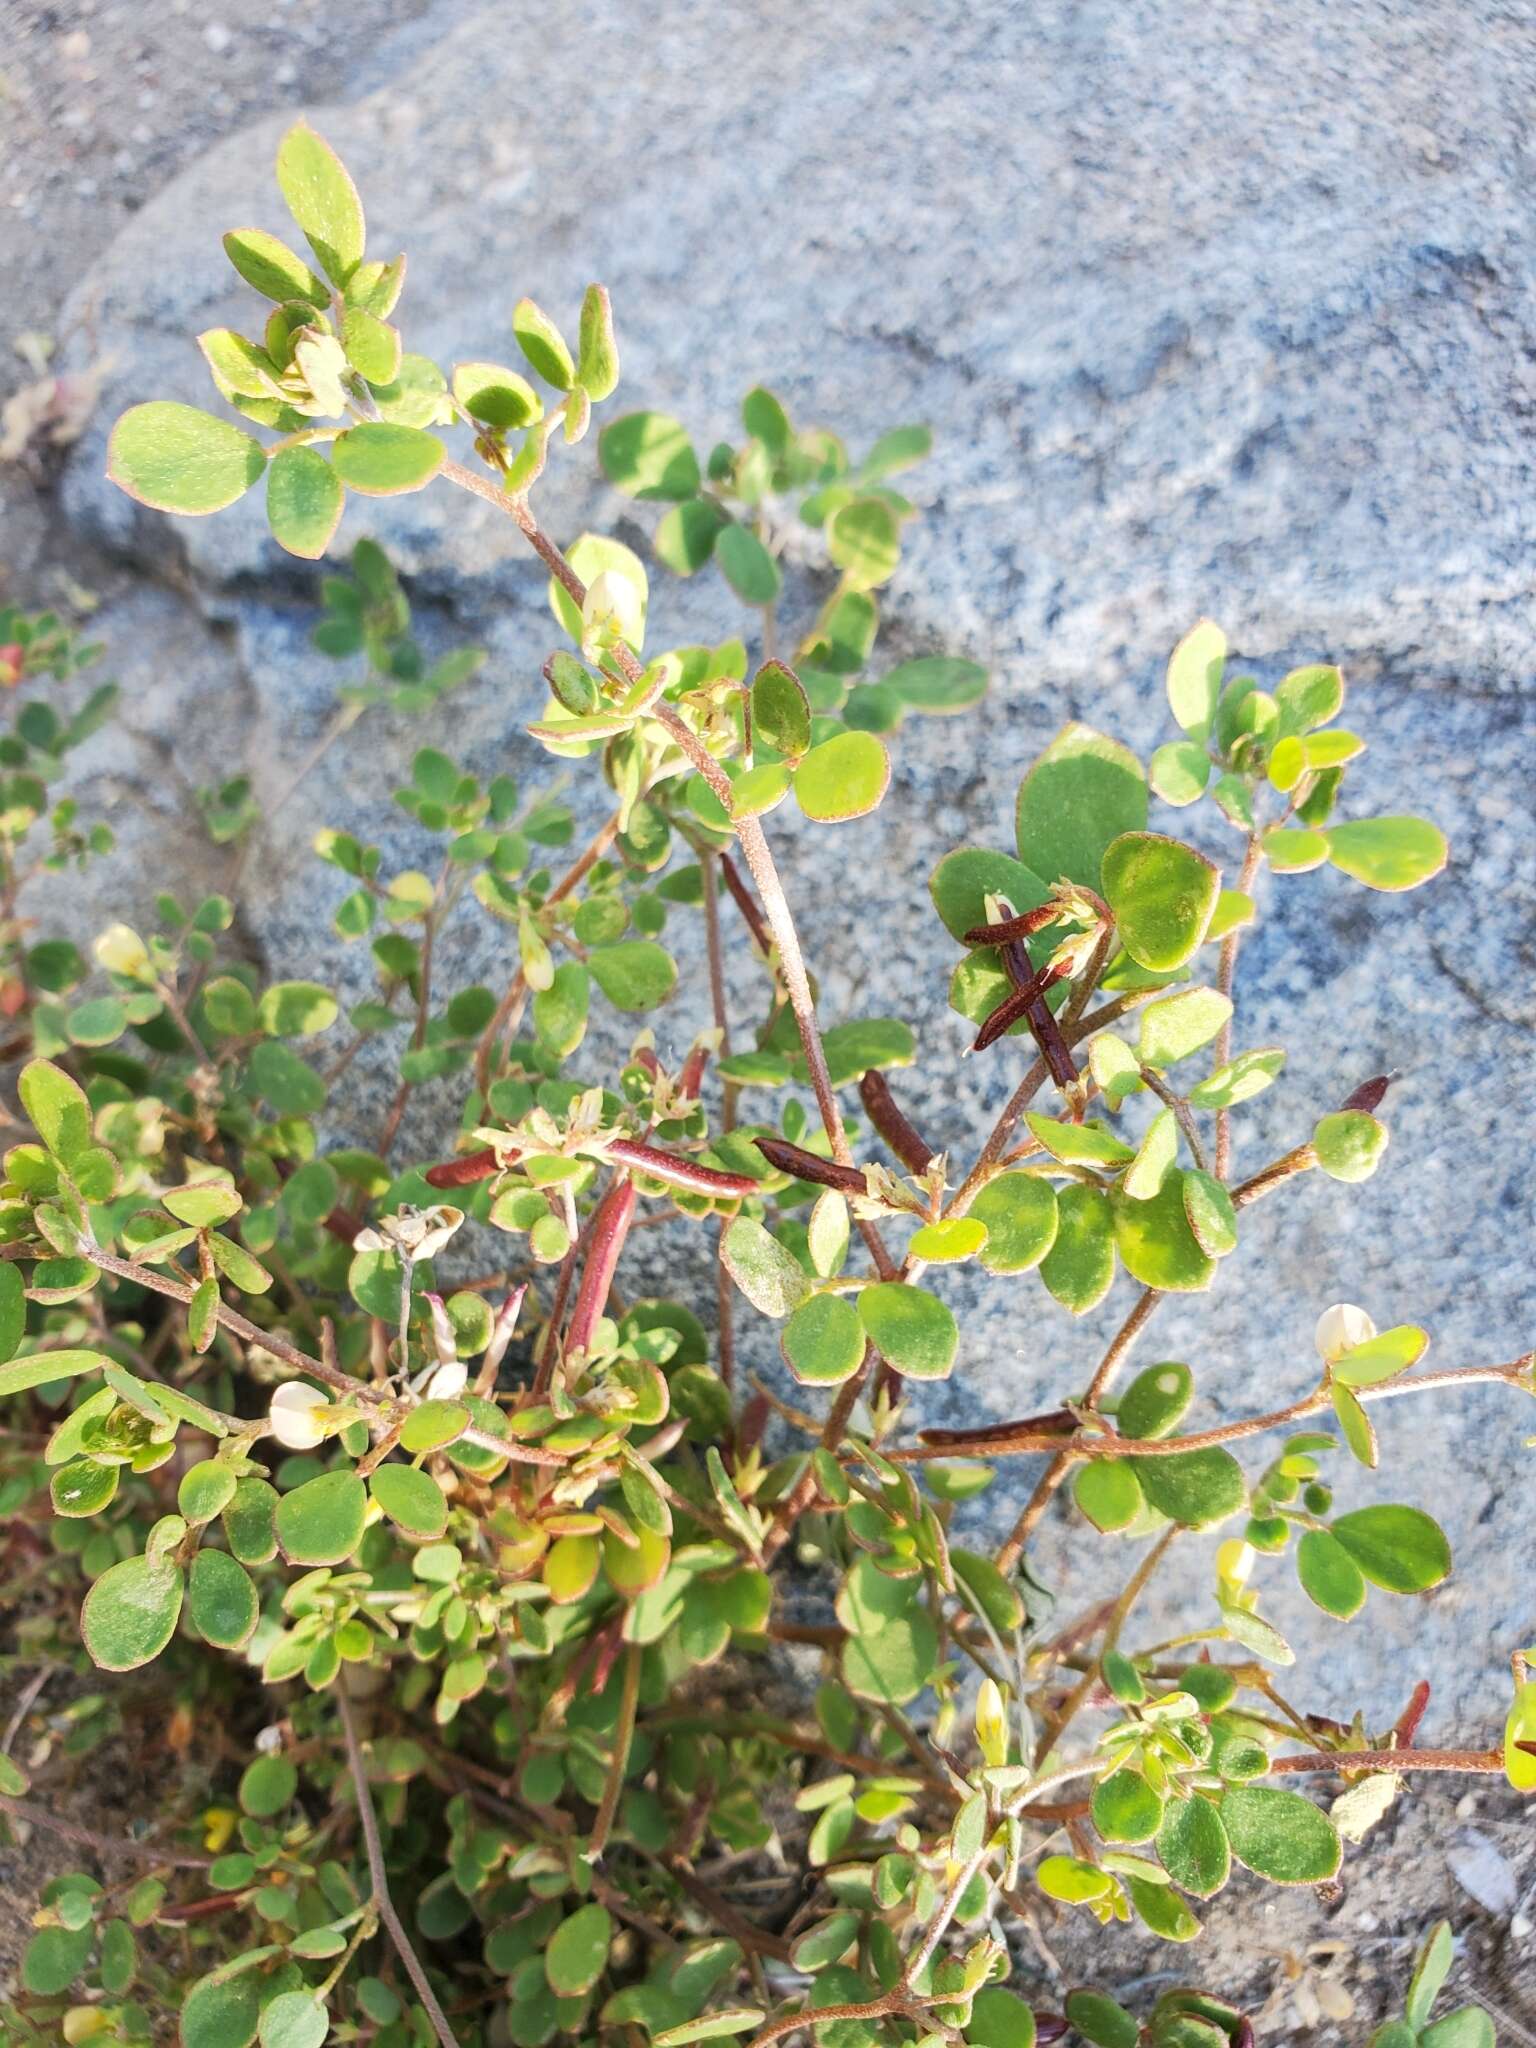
[52,0,1536,1734]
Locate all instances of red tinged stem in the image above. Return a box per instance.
[424,1146,506,1189]
[720,851,773,955]
[564,1178,637,1358]
[753,1136,867,1194]
[606,1138,758,1198]
[1393,1678,1431,1749]
[858,1068,934,1172]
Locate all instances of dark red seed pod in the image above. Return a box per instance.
[920,1410,1077,1446]
[858,1068,934,1172]
[1232,2018,1255,2048]
[960,901,1063,946]
[753,1136,867,1194]
[424,1147,505,1189]
[607,1138,758,1197]
[1393,1678,1431,1748]
[1340,1073,1393,1115]
[1033,2019,1070,2046]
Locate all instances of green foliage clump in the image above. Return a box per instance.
[0,121,1521,2048]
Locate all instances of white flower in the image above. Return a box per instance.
[423,1358,468,1402]
[580,569,643,653]
[267,1380,332,1450]
[1314,1302,1376,1363]
[94,922,150,979]
[353,1204,465,1264]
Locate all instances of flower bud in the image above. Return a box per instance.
[580,568,643,654]
[423,1358,468,1402]
[1314,1302,1376,1362]
[267,1380,331,1449]
[94,922,151,980]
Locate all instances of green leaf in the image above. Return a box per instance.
[971,1173,1058,1274]
[189,1547,259,1648]
[1123,1107,1177,1200]
[882,655,986,714]
[370,1462,448,1538]
[722,1219,811,1319]
[452,361,542,430]
[599,412,699,499]
[1113,1171,1215,1292]
[224,1478,279,1564]
[258,981,340,1036]
[1117,1361,1193,1439]
[512,297,574,389]
[400,1400,469,1453]
[22,1926,93,1997]
[1062,1991,1138,2048]
[1331,1381,1379,1468]
[162,1180,242,1227]
[239,1753,297,1819]
[547,1903,612,1995]
[1073,1459,1144,1532]
[1093,1767,1164,1844]
[656,498,727,574]
[259,1989,328,2048]
[1182,1170,1237,1257]
[751,661,813,759]
[179,1460,236,1524]
[1039,1184,1115,1314]
[1166,619,1226,741]
[1295,1528,1366,1619]
[1263,825,1330,873]
[0,1262,23,1366]
[967,1986,1036,2048]
[951,1548,1024,1632]
[928,848,1049,942]
[828,499,900,589]
[1405,1925,1454,2032]
[1102,832,1220,971]
[274,1470,367,1565]
[589,940,676,1011]
[1149,739,1211,807]
[331,423,445,496]
[1016,723,1147,890]
[248,1040,326,1114]
[533,961,589,1057]
[791,1912,860,1972]
[1330,1324,1427,1388]
[267,447,344,560]
[794,731,890,823]
[1330,1505,1450,1593]
[1026,1114,1135,1168]
[908,1216,987,1264]
[181,1955,272,2048]
[840,1609,938,1705]
[82,1553,184,1670]
[715,522,782,603]
[342,306,401,384]
[782,1294,865,1385]
[653,2014,766,2047]
[1187,1047,1285,1109]
[223,227,329,306]
[108,402,267,516]
[276,121,365,283]
[1313,1110,1389,1183]
[576,284,619,401]
[1126,1874,1201,1943]
[1420,2012,1496,2048]
[857,1283,958,1381]
[1324,816,1447,891]
[1131,1447,1245,1529]
[1157,1792,1231,1898]
[1138,988,1232,1068]
[1219,1785,1341,1884]
[1275,662,1344,733]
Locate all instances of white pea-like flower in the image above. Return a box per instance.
[423,1358,468,1402]
[1314,1302,1376,1363]
[267,1380,332,1450]
[580,569,643,653]
[353,1204,465,1264]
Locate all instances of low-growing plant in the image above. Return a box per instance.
[1,120,1528,2047]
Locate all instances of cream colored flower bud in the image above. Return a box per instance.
[580,569,642,652]
[94,922,150,979]
[1314,1302,1376,1362]
[423,1358,468,1402]
[267,1380,331,1450]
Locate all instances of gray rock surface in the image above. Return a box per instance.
[50,0,1536,1754]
